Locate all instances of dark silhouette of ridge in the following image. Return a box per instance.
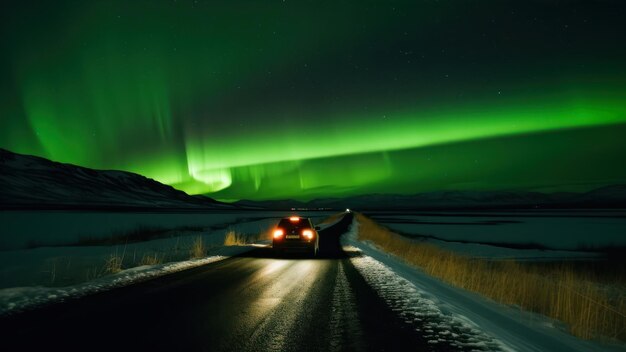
[0,148,234,210]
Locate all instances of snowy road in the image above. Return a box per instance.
[0,214,473,351]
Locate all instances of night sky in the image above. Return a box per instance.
[2,1,626,201]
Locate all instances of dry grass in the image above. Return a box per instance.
[355,213,626,342]
[189,236,206,259]
[139,253,162,266]
[102,245,127,274]
[104,254,123,274]
[223,229,248,246]
[223,226,273,246]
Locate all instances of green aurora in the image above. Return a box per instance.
[1,1,626,200]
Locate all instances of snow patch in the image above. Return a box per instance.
[343,217,623,352]
[349,253,509,351]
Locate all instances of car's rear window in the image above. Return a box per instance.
[278,218,312,229]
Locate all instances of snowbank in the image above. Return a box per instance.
[0,246,253,316]
[342,218,624,352]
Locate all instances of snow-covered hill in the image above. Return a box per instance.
[0,149,232,210]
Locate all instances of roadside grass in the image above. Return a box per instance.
[82,238,203,284]
[223,225,273,246]
[18,233,225,289]
[139,253,162,266]
[14,221,284,288]
[223,229,248,246]
[104,254,123,274]
[189,236,206,259]
[354,213,626,342]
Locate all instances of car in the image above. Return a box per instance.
[272,216,320,257]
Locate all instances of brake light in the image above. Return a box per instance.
[273,229,284,239]
[289,216,300,222]
[302,229,314,239]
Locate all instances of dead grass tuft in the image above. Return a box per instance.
[104,254,123,274]
[189,236,206,259]
[224,226,273,246]
[139,253,162,266]
[223,229,248,246]
[355,213,626,341]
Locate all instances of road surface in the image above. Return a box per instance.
[0,214,450,351]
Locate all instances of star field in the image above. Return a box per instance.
[1,1,625,200]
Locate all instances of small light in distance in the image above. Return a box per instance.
[273,229,284,239]
[346,208,350,212]
[302,229,314,239]
[289,216,300,222]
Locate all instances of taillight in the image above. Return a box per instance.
[273,229,284,239]
[302,229,314,239]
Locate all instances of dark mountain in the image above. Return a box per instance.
[574,185,626,205]
[0,149,234,210]
[235,187,626,210]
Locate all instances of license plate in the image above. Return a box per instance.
[286,235,300,239]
